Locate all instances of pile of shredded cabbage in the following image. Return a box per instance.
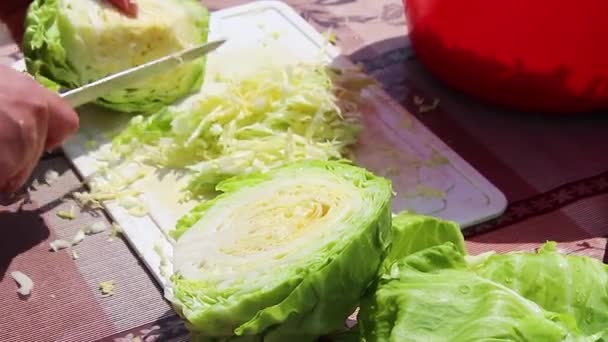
[105,61,374,199]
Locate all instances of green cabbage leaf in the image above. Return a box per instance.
[470,241,608,336]
[379,211,466,274]
[359,242,608,342]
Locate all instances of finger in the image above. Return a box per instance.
[0,101,48,194]
[106,0,138,17]
[0,168,22,195]
[8,111,48,194]
[44,92,80,151]
[7,125,47,194]
[0,166,31,193]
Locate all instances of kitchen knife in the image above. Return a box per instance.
[60,39,226,108]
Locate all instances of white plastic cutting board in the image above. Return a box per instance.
[13,1,506,287]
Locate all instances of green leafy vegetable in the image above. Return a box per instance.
[99,280,116,298]
[111,62,373,198]
[56,204,76,220]
[380,211,465,273]
[359,243,603,342]
[470,242,608,336]
[23,0,209,114]
[168,160,393,340]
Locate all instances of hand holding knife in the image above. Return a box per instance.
[1,39,225,200]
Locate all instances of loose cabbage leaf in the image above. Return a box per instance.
[470,242,608,336]
[169,160,393,340]
[23,0,209,113]
[379,211,465,274]
[358,243,603,342]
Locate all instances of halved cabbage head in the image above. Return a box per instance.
[169,160,393,339]
[23,0,209,114]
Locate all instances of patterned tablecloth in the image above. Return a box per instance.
[1,1,607,341]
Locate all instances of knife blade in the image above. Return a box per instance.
[60,39,226,108]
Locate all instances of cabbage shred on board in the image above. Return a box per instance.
[110,62,375,198]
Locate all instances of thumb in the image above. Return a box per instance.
[44,92,80,151]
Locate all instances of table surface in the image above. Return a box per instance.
[1,1,607,341]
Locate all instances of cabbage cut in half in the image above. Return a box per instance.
[23,0,209,114]
[169,160,393,340]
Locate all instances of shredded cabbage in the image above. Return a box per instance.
[107,223,123,242]
[99,280,116,297]
[71,230,86,246]
[44,170,59,185]
[11,271,34,296]
[56,205,76,220]
[110,62,373,199]
[49,239,71,252]
[84,221,108,235]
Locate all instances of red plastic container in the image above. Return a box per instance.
[403,0,608,113]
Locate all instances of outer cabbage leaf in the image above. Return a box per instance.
[169,160,393,340]
[23,0,209,113]
[358,243,601,342]
[470,242,608,336]
[380,211,465,273]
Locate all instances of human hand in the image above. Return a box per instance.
[106,0,138,17]
[1,0,138,46]
[0,65,79,193]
